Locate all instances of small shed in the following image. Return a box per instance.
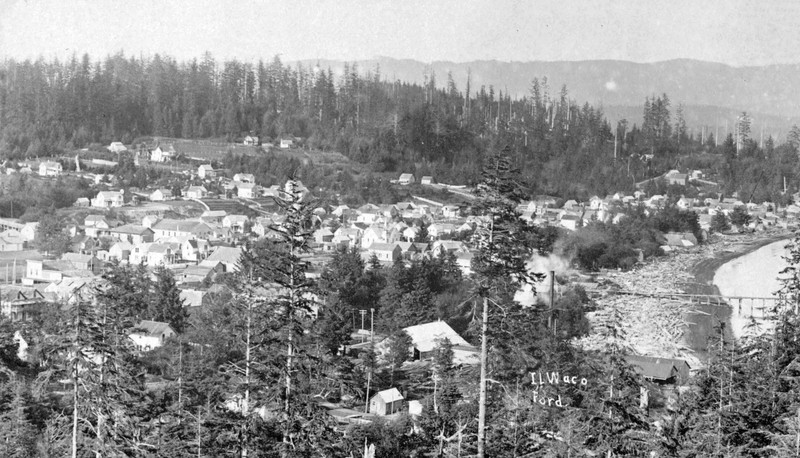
[370,388,404,415]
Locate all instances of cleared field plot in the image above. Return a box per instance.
[271,148,354,168]
[201,199,259,216]
[175,142,261,161]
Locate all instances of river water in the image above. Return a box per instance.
[711,239,790,339]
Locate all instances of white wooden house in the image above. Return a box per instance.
[150,188,174,201]
[185,186,208,199]
[198,164,215,179]
[91,191,124,208]
[150,145,175,162]
[398,173,415,185]
[369,388,404,416]
[129,320,176,351]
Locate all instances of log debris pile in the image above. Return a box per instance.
[574,232,790,370]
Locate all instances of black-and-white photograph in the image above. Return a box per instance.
[2,0,800,456]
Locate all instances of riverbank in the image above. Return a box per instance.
[683,231,793,350]
[687,231,794,296]
[576,229,794,369]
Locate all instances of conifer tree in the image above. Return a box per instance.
[152,266,189,333]
[0,381,37,458]
[227,179,341,457]
[471,147,542,457]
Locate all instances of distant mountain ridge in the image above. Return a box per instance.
[296,57,800,138]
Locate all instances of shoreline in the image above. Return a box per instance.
[681,230,793,352]
[685,231,794,297]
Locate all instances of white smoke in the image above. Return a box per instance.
[515,253,573,306]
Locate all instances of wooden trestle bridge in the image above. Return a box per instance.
[603,289,788,318]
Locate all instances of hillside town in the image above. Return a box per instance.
[2,137,795,436]
[5,4,800,450]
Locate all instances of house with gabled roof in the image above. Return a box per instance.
[145,243,179,266]
[109,241,133,262]
[237,182,258,199]
[61,253,102,273]
[200,210,227,224]
[0,287,47,322]
[38,161,62,177]
[150,144,175,162]
[201,246,243,272]
[71,234,97,254]
[624,354,691,384]
[396,241,419,260]
[369,388,404,416]
[198,164,215,179]
[442,205,461,219]
[334,227,362,246]
[331,205,352,219]
[107,141,127,153]
[675,197,693,210]
[181,239,210,262]
[357,204,381,224]
[365,242,401,263]
[314,227,335,244]
[403,226,420,242]
[431,240,466,256]
[398,173,415,185]
[401,321,478,365]
[0,229,24,251]
[588,196,606,211]
[665,170,688,186]
[428,223,457,240]
[150,188,174,201]
[152,219,217,240]
[185,185,208,199]
[110,224,155,244]
[175,263,219,284]
[560,214,581,231]
[362,226,387,248]
[129,320,177,352]
[222,215,249,233]
[252,217,274,238]
[92,191,124,208]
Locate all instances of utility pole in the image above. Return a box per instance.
[360,310,366,343]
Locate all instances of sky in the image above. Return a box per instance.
[1,0,799,66]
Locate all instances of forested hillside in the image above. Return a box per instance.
[302,57,800,124]
[2,53,800,201]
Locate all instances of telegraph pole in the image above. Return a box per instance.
[360,310,366,343]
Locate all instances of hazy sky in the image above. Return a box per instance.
[2,0,799,66]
